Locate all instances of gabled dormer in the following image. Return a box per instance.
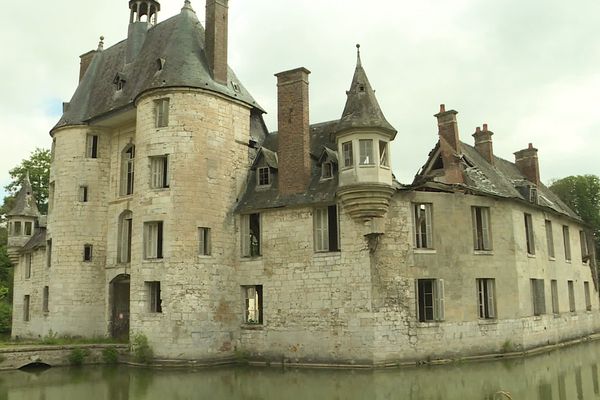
[251,147,278,190]
[318,147,338,181]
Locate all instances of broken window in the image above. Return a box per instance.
[562,225,571,261]
[524,213,535,255]
[342,141,353,167]
[121,145,135,196]
[580,230,589,263]
[472,206,492,251]
[43,286,49,313]
[23,295,30,322]
[477,278,496,319]
[24,253,32,279]
[150,155,170,189]
[199,227,211,256]
[359,139,374,165]
[241,213,261,257]
[531,278,546,316]
[257,167,270,187]
[321,162,333,180]
[379,140,389,167]
[146,281,162,313]
[413,203,433,249]
[314,205,340,252]
[83,244,93,262]
[155,98,170,128]
[568,280,575,312]
[144,221,164,259]
[243,285,263,324]
[118,211,133,263]
[417,279,444,322]
[79,185,89,202]
[86,134,98,158]
[585,281,592,311]
[551,279,559,314]
[545,220,555,259]
[24,221,32,236]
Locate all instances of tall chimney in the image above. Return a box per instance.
[79,50,97,82]
[514,143,540,186]
[205,0,229,85]
[472,123,494,165]
[275,68,312,195]
[434,104,464,184]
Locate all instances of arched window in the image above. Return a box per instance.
[121,145,135,196]
[118,210,133,263]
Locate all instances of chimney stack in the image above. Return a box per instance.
[434,104,464,184]
[79,50,97,82]
[472,123,494,165]
[514,143,540,186]
[275,68,312,195]
[205,0,229,85]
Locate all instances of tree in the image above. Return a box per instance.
[1,148,51,216]
[549,175,600,259]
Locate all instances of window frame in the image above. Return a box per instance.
[313,205,340,253]
[358,139,374,165]
[42,286,49,313]
[150,155,170,189]
[257,166,271,187]
[24,221,33,236]
[24,253,32,279]
[568,280,576,312]
[321,162,333,180]
[199,227,211,256]
[584,281,592,311]
[144,221,164,260]
[531,278,546,316]
[476,278,496,319]
[524,213,535,255]
[413,203,433,249]
[79,185,89,202]
[83,244,93,262]
[551,279,559,315]
[155,98,170,128]
[85,134,98,159]
[118,211,133,264]
[242,285,263,325]
[545,220,555,259]
[342,141,354,168]
[563,225,571,261]
[241,213,261,258]
[379,140,389,167]
[472,206,492,251]
[23,295,30,322]
[146,281,162,313]
[580,230,589,263]
[416,278,445,322]
[46,239,52,268]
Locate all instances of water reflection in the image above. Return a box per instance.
[2,340,600,399]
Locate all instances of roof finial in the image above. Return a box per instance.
[356,43,362,66]
[183,0,193,10]
[97,36,104,51]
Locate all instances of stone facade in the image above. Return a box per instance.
[8,0,599,367]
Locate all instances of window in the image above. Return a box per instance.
[199,227,211,256]
[580,231,589,263]
[23,295,30,322]
[472,207,492,251]
[121,145,135,196]
[568,280,575,312]
[413,203,433,249]
[24,253,32,279]
[155,98,169,128]
[241,213,261,257]
[24,222,32,236]
[416,279,445,322]
[144,221,164,259]
[562,226,571,261]
[86,134,98,158]
[243,285,263,324]
[83,244,93,262]
[321,162,333,179]
[524,213,535,255]
[146,281,162,313]
[359,139,374,165]
[379,141,389,167]
[314,205,340,252]
[43,286,49,313]
[545,220,555,259]
[48,182,55,214]
[257,167,270,186]
[150,155,170,189]
[551,280,559,314]
[476,278,496,319]
[118,211,133,263]
[46,239,52,268]
[79,185,89,202]
[342,141,353,167]
[14,221,22,236]
[531,279,546,316]
[585,282,592,311]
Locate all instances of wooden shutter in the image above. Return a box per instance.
[487,279,496,318]
[435,279,445,321]
[482,208,491,250]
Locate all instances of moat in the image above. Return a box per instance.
[2,340,600,399]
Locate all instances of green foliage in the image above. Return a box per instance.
[549,175,600,258]
[102,347,119,364]
[40,330,59,345]
[130,333,153,364]
[501,339,514,353]
[1,148,51,216]
[68,348,90,366]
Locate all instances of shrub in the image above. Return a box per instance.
[68,348,90,366]
[0,301,11,334]
[130,333,153,364]
[102,347,119,364]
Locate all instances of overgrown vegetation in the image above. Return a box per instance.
[68,348,90,366]
[102,347,119,364]
[130,333,153,364]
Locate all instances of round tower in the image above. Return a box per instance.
[6,173,40,265]
[335,45,397,222]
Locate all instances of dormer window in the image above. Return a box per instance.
[156,58,166,71]
[321,162,333,180]
[231,81,241,93]
[113,73,126,91]
[257,167,271,187]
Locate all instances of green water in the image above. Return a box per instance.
[1,341,600,399]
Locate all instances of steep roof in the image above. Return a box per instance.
[336,46,396,137]
[53,3,262,132]
[7,173,40,218]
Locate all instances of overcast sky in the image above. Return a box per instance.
[1,0,599,200]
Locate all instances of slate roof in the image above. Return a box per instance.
[7,174,40,218]
[21,228,46,253]
[53,3,262,132]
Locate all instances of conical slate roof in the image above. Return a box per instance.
[53,2,263,132]
[336,45,396,137]
[7,173,40,218]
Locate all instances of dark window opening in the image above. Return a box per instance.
[83,244,93,262]
[42,286,49,313]
[147,281,162,313]
[86,135,98,158]
[199,227,211,256]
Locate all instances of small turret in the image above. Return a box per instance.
[6,172,40,265]
[335,45,397,223]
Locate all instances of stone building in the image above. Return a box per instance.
[8,0,599,366]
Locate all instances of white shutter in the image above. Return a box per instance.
[487,279,496,318]
[425,205,433,248]
[241,215,250,257]
[314,208,328,251]
[435,279,445,321]
[482,208,491,250]
[145,223,158,259]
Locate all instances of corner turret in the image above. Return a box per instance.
[6,172,40,265]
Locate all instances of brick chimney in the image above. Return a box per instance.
[514,143,540,186]
[472,123,494,165]
[434,104,464,184]
[205,0,229,85]
[275,67,312,195]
